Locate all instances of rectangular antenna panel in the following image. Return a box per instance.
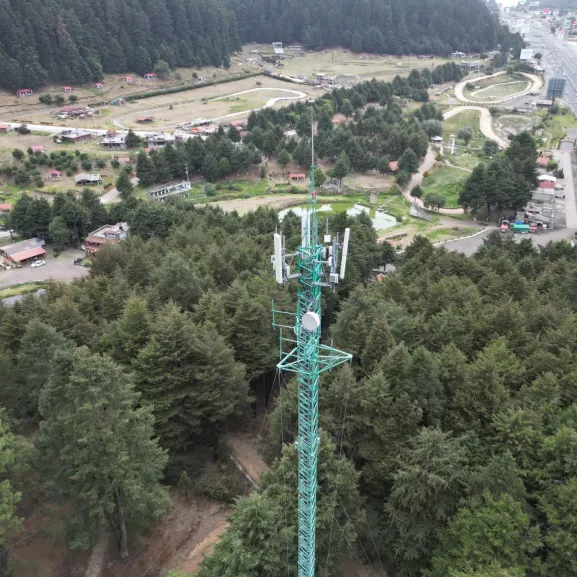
[339,228,350,280]
[274,233,283,284]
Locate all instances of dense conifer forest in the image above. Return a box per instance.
[0,0,240,90]
[226,0,510,54]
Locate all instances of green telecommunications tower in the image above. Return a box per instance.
[272,126,352,577]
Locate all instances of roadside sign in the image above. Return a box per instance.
[547,78,567,99]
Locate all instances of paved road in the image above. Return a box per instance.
[454,71,542,105]
[0,248,88,288]
[444,226,576,256]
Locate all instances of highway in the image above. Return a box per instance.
[529,22,577,111]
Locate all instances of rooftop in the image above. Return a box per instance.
[2,238,45,261]
[75,173,102,184]
[85,222,129,245]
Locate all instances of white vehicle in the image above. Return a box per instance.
[30,260,46,268]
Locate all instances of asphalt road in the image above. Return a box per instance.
[530,24,577,112]
[443,226,576,256]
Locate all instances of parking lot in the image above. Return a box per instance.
[0,249,89,288]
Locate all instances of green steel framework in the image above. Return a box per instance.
[272,159,352,577]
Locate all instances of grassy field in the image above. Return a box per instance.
[497,115,534,131]
[465,80,530,102]
[425,226,477,242]
[421,165,468,208]
[442,110,484,171]
[0,282,45,299]
[535,108,577,148]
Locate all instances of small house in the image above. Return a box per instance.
[93,82,104,88]
[0,124,10,133]
[75,173,102,186]
[539,174,557,183]
[1,238,46,265]
[537,155,550,167]
[136,116,154,123]
[389,161,399,173]
[146,133,176,149]
[123,76,133,84]
[31,145,45,153]
[431,136,444,144]
[49,169,62,179]
[143,73,157,79]
[16,88,33,96]
[289,172,306,182]
[0,204,12,213]
[60,130,93,144]
[101,134,127,150]
[62,86,73,92]
[84,222,129,255]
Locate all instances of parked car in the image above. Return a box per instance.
[31,260,46,268]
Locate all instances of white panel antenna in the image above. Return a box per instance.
[301,209,310,248]
[339,228,350,280]
[274,233,284,284]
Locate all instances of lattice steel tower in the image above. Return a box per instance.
[272,126,352,577]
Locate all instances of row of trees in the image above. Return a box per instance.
[458,131,538,215]
[0,0,240,90]
[228,0,511,55]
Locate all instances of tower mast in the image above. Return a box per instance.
[272,116,352,577]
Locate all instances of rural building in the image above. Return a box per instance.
[101,134,127,150]
[93,82,104,88]
[31,145,45,153]
[75,173,102,185]
[431,136,444,144]
[60,130,93,144]
[272,42,284,54]
[148,181,192,202]
[16,89,33,96]
[539,174,557,183]
[84,222,129,255]
[289,45,302,51]
[451,51,466,58]
[61,86,73,92]
[123,76,133,84]
[537,155,550,167]
[0,124,10,132]
[143,73,157,79]
[289,172,306,182]
[389,161,399,172]
[136,116,154,123]
[0,204,12,213]
[520,49,534,61]
[1,238,46,265]
[49,170,62,179]
[539,180,555,189]
[146,133,176,149]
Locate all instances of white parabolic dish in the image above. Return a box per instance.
[301,311,320,332]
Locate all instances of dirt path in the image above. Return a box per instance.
[226,434,270,485]
[200,194,306,215]
[443,106,508,148]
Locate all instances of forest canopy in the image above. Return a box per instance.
[227,0,510,54]
[0,0,241,90]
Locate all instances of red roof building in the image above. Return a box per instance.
[539,180,555,189]
[93,82,104,88]
[0,238,46,264]
[62,86,73,92]
[49,170,62,179]
[144,73,157,79]
[31,145,45,153]
[0,204,12,213]
[123,76,133,83]
[537,156,549,167]
[389,161,399,172]
[289,172,306,181]
[136,116,154,123]
[0,123,10,132]
[16,89,33,96]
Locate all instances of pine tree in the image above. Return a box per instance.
[133,303,248,452]
[276,148,291,170]
[116,171,134,201]
[202,153,219,182]
[136,151,156,187]
[36,348,169,556]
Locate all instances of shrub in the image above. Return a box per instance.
[111,159,120,169]
[204,184,217,196]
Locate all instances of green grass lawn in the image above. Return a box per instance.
[424,226,478,242]
[536,108,577,148]
[421,165,468,208]
[0,282,46,299]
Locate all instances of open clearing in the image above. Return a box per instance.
[421,165,468,208]
[14,76,311,130]
[466,80,530,102]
